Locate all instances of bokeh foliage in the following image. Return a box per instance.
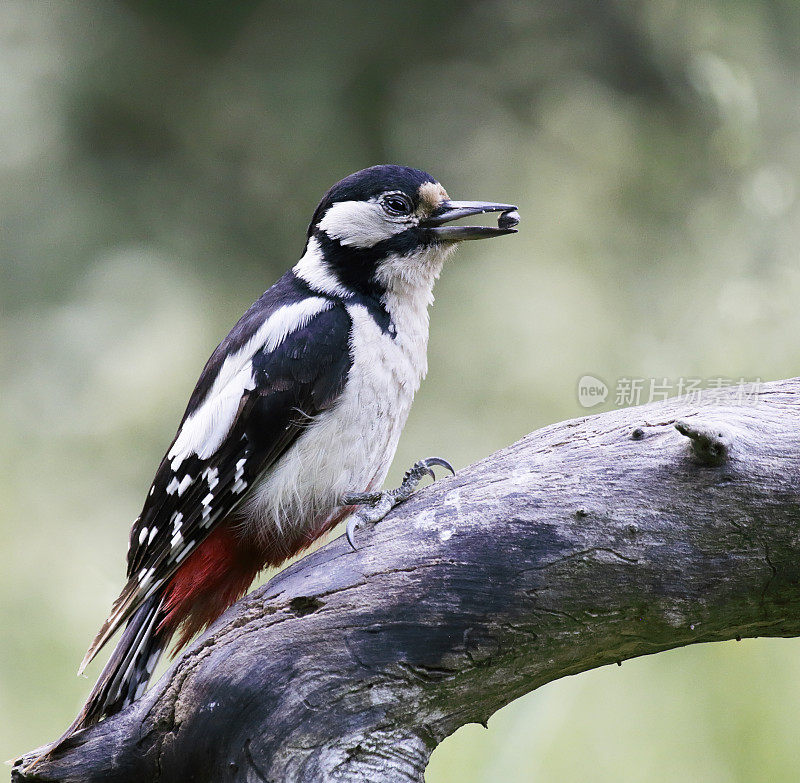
[3,1,800,779]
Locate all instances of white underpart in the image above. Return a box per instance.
[293,236,350,297]
[316,199,412,248]
[374,245,457,291]
[168,297,331,468]
[242,244,453,545]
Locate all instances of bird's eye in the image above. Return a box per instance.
[381,193,413,217]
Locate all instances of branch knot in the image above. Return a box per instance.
[675,419,732,466]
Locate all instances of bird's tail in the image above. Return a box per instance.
[78,592,167,724]
[32,593,167,763]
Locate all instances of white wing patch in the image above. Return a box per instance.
[232,457,248,494]
[177,474,192,496]
[203,466,219,490]
[168,297,331,468]
[317,199,411,249]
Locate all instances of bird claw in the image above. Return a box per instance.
[406,457,455,483]
[343,512,378,553]
[343,456,455,551]
[346,515,360,552]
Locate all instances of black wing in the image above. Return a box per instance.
[80,294,352,671]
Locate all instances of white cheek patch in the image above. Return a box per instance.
[317,200,411,249]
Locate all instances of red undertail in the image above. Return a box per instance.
[159,523,265,651]
[159,510,351,652]
[34,505,363,765]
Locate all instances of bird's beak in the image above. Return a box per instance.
[421,200,520,242]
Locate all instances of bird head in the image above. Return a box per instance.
[297,165,518,298]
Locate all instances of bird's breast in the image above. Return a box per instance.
[241,293,431,545]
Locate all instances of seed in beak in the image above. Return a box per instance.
[498,210,520,230]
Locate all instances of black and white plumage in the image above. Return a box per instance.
[53,164,518,750]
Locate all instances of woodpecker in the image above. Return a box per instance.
[56,164,519,746]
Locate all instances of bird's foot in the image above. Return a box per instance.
[342,457,455,551]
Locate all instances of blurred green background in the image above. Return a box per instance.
[3,1,800,779]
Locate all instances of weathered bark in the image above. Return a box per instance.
[14,378,800,782]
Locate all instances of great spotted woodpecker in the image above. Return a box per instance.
[58,164,519,744]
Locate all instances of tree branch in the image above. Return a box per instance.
[14,379,800,782]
